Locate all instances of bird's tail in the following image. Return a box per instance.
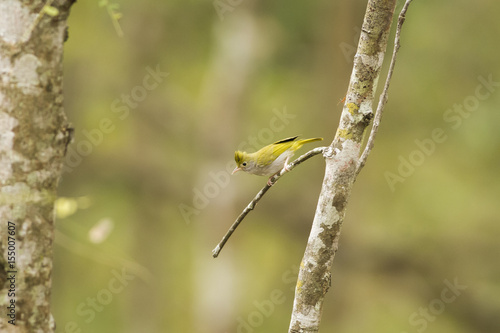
[294,137,323,149]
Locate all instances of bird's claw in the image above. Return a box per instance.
[267,171,281,186]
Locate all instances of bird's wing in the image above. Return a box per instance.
[256,137,298,166]
[273,136,299,145]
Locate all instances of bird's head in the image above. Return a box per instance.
[232,151,255,174]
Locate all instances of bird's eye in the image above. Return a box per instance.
[242,162,247,167]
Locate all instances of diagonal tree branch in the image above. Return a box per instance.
[212,147,326,258]
[357,0,414,175]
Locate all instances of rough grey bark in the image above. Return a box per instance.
[0,1,74,332]
[288,0,397,332]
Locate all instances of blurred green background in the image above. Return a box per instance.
[54,0,500,332]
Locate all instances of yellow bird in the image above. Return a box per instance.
[232,136,323,185]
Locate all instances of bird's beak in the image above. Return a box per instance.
[232,167,241,175]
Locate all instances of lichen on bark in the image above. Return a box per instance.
[0,1,74,332]
[288,1,397,332]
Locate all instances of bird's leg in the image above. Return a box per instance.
[267,157,292,186]
[267,173,278,186]
[283,156,291,172]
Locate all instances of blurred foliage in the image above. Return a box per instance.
[53,0,500,332]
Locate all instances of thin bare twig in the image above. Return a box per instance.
[212,146,326,258]
[357,0,413,175]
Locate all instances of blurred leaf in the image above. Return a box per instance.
[88,218,114,243]
[55,197,78,219]
[98,0,108,8]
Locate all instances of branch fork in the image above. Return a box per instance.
[211,2,414,333]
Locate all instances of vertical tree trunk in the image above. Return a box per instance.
[288,0,396,332]
[0,1,74,332]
